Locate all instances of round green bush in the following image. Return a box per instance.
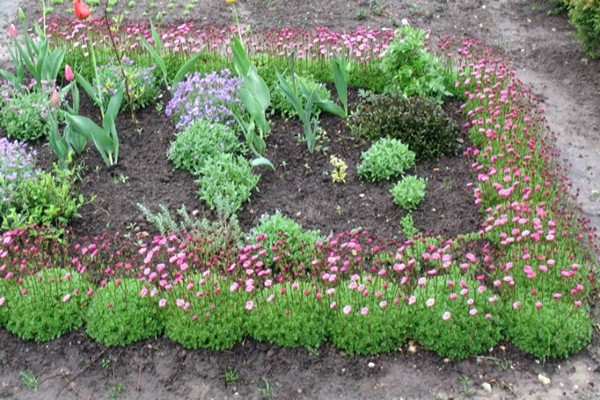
[349,93,459,161]
[357,138,416,182]
[328,276,408,355]
[390,175,427,211]
[6,268,89,341]
[411,274,503,360]
[165,273,246,350]
[86,278,163,346]
[168,120,242,176]
[503,296,592,359]
[246,281,328,349]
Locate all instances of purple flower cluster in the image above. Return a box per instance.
[165,69,243,131]
[0,137,38,210]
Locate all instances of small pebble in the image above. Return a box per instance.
[481,382,492,393]
[538,374,551,385]
[368,362,375,368]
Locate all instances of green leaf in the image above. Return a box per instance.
[250,156,275,170]
[105,83,125,120]
[75,72,100,105]
[231,36,251,78]
[172,52,203,88]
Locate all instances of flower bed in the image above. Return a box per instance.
[0,4,596,361]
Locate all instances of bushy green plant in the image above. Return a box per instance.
[196,153,259,216]
[165,273,246,350]
[380,26,456,102]
[6,268,89,341]
[357,138,415,182]
[2,165,85,231]
[410,274,503,360]
[349,93,459,160]
[85,278,163,346]
[503,297,593,359]
[0,138,38,217]
[568,0,600,59]
[390,175,427,211]
[0,85,51,141]
[246,281,329,349]
[328,276,408,355]
[168,120,242,175]
[271,74,332,119]
[0,281,18,328]
[94,56,160,111]
[245,211,323,273]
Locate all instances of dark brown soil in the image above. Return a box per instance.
[1,0,599,399]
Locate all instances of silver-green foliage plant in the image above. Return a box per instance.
[411,273,503,360]
[0,82,52,141]
[168,120,242,175]
[390,175,427,211]
[0,137,38,217]
[164,273,246,350]
[86,278,163,346]
[357,138,415,182]
[502,296,592,359]
[196,153,259,217]
[6,268,89,341]
[328,276,408,355]
[246,281,329,349]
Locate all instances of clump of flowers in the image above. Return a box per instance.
[329,155,348,183]
[0,137,38,215]
[94,56,159,111]
[165,69,243,131]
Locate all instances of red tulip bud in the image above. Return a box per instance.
[50,89,60,106]
[64,64,75,82]
[7,24,18,38]
[73,0,91,20]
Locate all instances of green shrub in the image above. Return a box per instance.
[245,211,323,273]
[6,268,89,341]
[196,153,259,216]
[246,281,329,349]
[0,281,18,328]
[357,138,416,182]
[380,26,457,102]
[0,138,38,219]
[2,165,85,231]
[390,175,427,211]
[0,85,51,141]
[270,74,332,119]
[94,57,160,111]
[86,278,163,346]
[165,273,246,350]
[410,274,503,360]
[328,277,408,355]
[568,0,600,59]
[503,297,593,359]
[349,94,459,160]
[168,120,242,175]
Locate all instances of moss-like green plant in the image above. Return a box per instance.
[168,120,242,175]
[86,278,163,346]
[357,138,415,182]
[328,276,408,355]
[0,87,51,141]
[410,273,503,360]
[6,268,89,341]
[246,281,328,349]
[503,297,593,359]
[165,273,246,350]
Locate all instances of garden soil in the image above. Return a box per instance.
[1,0,600,399]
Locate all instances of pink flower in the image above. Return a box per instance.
[61,293,72,303]
[360,307,369,315]
[512,301,521,309]
[245,300,255,311]
[230,282,239,292]
[417,277,427,287]
[291,282,299,290]
[535,301,543,310]
[425,298,435,308]
[342,305,352,315]
[574,300,582,308]
[379,300,388,308]
[50,89,60,106]
[267,294,275,302]
[64,64,75,81]
[330,301,337,309]
[469,309,478,316]
[326,288,336,296]
[408,295,416,305]
[8,24,18,38]
[264,279,272,287]
[442,311,451,320]
[140,287,148,297]
[176,299,185,308]
[158,298,167,307]
[150,288,158,297]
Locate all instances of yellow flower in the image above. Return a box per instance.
[226,0,236,4]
